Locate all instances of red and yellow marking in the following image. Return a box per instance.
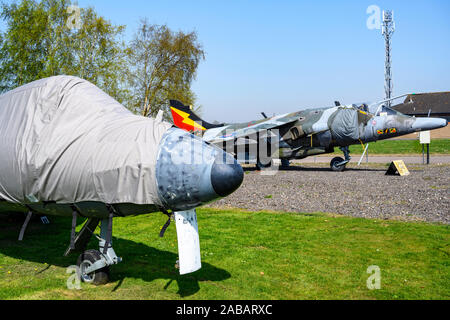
[377,128,397,135]
[170,107,206,132]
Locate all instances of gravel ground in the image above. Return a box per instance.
[207,163,450,224]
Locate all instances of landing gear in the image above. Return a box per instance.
[330,157,346,172]
[256,158,290,170]
[330,146,352,172]
[281,159,290,168]
[256,159,273,170]
[70,207,122,286]
[77,249,110,285]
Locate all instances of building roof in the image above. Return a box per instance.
[392,92,450,115]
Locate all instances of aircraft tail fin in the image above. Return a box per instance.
[169,100,224,132]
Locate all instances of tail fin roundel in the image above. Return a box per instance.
[169,100,224,132]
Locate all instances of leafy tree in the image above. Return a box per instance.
[0,0,127,102]
[64,5,128,103]
[0,2,205,118]
[0,0,48,91]
[125,19,205,119]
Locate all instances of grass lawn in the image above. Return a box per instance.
[331,139,449,155]
[0,208,448,300]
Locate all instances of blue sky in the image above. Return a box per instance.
[3,0,450,122]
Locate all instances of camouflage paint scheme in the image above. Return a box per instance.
[170,100,448,170]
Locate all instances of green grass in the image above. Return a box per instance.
[0,209,448,300]
[332,139,449,155]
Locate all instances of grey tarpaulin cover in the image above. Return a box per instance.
[329,107,360,144]
[0,76,172,205]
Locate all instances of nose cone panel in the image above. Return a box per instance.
[155,128,244,211]
[412,117,448,132]
[211,153,244,197]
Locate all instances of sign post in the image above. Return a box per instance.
[419,131,431,165]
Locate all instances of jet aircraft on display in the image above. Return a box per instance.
[170,99,448,171]
[0,76,244,285]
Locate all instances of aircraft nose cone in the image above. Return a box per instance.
[155,128,244,211]
[412,117,448,131]
[211,153,244,197]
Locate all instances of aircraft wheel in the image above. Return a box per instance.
[330,157,346,172]
[281,159,290,168]
[77,249,110,285]
[256,159,273,171]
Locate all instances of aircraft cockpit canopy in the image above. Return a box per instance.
[377,105,404,116]
[367,103,405,117]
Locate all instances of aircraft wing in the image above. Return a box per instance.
[169,100,301,143]
[203,113,301,144]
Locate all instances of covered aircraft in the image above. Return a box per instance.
[0,76,244,285]
[170,99,448,171]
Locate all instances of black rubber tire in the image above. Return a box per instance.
[330,157,346,172]
[281,159,291,168]
[256,159,273,171]
[76,249,110,286]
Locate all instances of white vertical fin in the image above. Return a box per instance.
[174,209,202,275]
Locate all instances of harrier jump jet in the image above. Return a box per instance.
[0,76,244,285]
[170,99,447,171]
[170,97,447,171]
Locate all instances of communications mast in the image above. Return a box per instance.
[382,10,395,107]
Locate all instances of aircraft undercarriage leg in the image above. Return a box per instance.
[64,217,100,256]
[18,207,50,241]
[330,146,351,172]
[76,208,122,285]
[18,211,33,241]
[341,146,352,163]
[255,157,273,170]
[281,159,291,168]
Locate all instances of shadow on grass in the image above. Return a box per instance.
[0,215,230,297]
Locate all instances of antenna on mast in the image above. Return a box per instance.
[382,10,395,107]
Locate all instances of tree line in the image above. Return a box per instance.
[0,0,205,119]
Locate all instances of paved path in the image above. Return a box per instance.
[292,155,450,165]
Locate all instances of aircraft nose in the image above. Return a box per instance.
[155,128,243,211]
[211,152,244,197]
[412,117,448,132]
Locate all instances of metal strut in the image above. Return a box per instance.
[64,217,101,256]
[338,146,352,166]
[70,206,78,250]
[159,208,174,238]
[92,206,121,270]
[18,211,33,241]
[103,205,115,255]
